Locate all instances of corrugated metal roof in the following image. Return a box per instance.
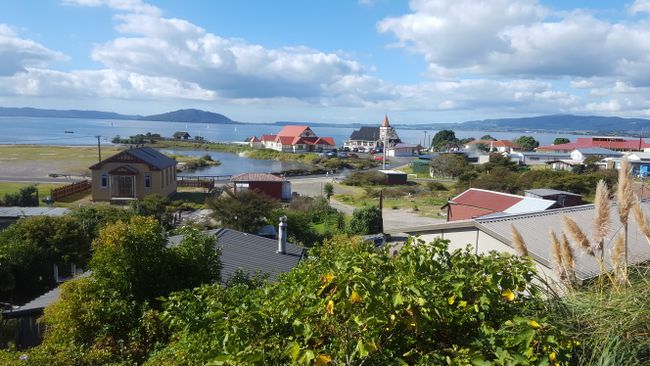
[504,198,557,214]
[476,202,650,281]
[231,173,285,182]
[451,188,523,212]
[574,147,622,156]
[349,126,380,141]
[0,206,69,218]
[169,228,304,283]
[89,147,176,170]
[525,189,582,197]
[277,125,310,137]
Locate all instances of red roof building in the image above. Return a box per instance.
[443,188,558,221]
[254,125,335,153]
[231,173,291,200]
[537,137,650,153]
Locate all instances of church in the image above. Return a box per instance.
[344,115,401,151]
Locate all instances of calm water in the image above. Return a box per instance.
[0,116,590,147]
[160,149,309,176]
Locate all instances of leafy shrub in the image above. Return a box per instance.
[146,237,574,365]
[348,206,382,235]
[343,171,386,186]
[426,181,448,191]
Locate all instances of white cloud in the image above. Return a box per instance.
[379,0,650,83]
[62,0,160,15]
[0,24,67,76]
[629,0,650,14]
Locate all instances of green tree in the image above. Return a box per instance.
[348,206,382,235]
[553,137,570,145]
[513,136,539,151]
[0,216,87,302]
[431,130,459,151]
[145,237,574,365]
[0,185,39,206]
[207,189,279,233]
[324,182,334,201]
[131,194,175,228]
[32,217,220,365]
[429,154,470,178]
[481,134,497,141]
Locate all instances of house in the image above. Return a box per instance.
[173,131,191,140]
[231,173,291,200]
[387,143,420,157]
[570,147,622,162]
[537,137,650,153]
[0,207,69,230]
[3,222,305,348]
[245,136,262,148]
[256,126,335,153]
[624,152,650,176]
[509,151,571,166]
[88,147,177,201]
[379,170,408,185]
[344,115,401,150]
[443,188,558,221]
[168,225,305,283]
[467,140,521,153]
[524,189,583,207]
[388,200,650,284]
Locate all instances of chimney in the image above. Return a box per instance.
[277,216,288,254]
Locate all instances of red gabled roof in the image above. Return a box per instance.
[450,188,523,212]
[492,140,520,148]
[317,137,335,145]
[261,134,277,142]
[538,137,650,151]
[231,173,285,182]
[277,136,295,144]
[277,125,310,137]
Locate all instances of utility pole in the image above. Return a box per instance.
[383,126,388,170]
[95,135,102,162]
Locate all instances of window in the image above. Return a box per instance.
[101,173,108,188]
[145,173,151,188]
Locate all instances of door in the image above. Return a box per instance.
[117,176,134,197]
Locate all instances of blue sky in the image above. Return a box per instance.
[2,0,650,124]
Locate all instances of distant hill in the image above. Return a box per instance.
[402,114,650,134]
[140,109,239,124]
[0,107,138,120]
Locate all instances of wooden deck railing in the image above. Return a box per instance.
[51,180,91,201]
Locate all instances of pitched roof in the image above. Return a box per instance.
[168,228,304,283]
[392,200,650,281]
[231,173,285,182]
[381,115,390,127]
[349,126,380,141]
[449,188,557,217]
[0,206,69,218]
[277,125,310,137]
[89,147,176,170]
[573,147,622,156]
[173,131,190,137]
[316,137,335,145]
[524,188,582,197]
[261,134,277,142]
[492,140,520,148]
[538,137,650,151]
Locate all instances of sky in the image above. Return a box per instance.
[2,0,650,124]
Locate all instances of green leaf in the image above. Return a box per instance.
[392,292,404,307]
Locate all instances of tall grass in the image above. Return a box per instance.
[542,264,650,366]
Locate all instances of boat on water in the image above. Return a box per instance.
[64,130,74,134]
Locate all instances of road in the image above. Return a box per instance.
[290,175,438,232]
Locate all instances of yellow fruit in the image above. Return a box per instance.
[349,290,363,304]
[326,300,334,315]
[501,289,516,301]
[549,351,557,362]
[528,319,541,329]
[315,354,331,366]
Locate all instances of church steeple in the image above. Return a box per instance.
[381,114,390,128]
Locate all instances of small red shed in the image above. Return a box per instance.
[231,173,291,200]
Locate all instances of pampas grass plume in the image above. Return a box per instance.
[511,224,529,257]
[593,180,610,252]
[563,215,593,256]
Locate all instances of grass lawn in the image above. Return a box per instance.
[0,145,123,176]
[0,182,64,202]
[333,180,453,218]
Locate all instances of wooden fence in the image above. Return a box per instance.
[51,180,91,201]
[177,179,215,190]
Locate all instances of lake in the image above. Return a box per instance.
[160,149,309,176]
[0,116,590,147]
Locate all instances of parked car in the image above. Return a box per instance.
[374,156,384,161]
[342,147,350,152]
[338,152,349,158]
[348,153,359,159]
[369,149,377,154]
[326,151,338,158]
[352,147,359,152]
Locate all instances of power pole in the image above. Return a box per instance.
[383,127,388,170]
[95,135,102,162]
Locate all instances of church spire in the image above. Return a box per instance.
[381,114,390,127]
